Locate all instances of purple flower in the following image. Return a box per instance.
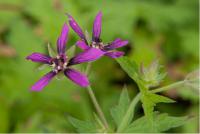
[68,11,128,58]
[26,23,105,91]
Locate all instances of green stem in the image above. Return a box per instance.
[117,93,141,132]
[85,63,109,129]
[150,80,185,94]
[86,86,109,129]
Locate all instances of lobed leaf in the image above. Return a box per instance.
[141,92,175,130]
[110,86,130,128]
[124,112,190,133]
[68,116,97,133]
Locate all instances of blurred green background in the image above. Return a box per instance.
[0,0,199,133]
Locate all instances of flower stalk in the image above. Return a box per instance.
[86,86,109,129]
[85,63,109,130]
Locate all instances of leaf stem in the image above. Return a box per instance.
[117,93,141,132]
[150,80,185,94]
[85,63,109,130]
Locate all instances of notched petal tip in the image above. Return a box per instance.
[26,55,31,60]
[66,13,73,20]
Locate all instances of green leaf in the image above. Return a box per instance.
[148,93,175,103]
[116,57,139,83]
[68,116,97,133]
[93,113,106,132]
[141,92,175,129]
[110,86,130,128]
[124,112,190,133]
[116,93,141,133]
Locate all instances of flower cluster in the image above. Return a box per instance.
[26,11,128,91]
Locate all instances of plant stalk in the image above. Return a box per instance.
[85,63,109,129]
[86,86,109,129]
[150,80,185,94]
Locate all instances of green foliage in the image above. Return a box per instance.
[117,56,177,131]
[116,57,139,83]
[141,92,175,126]
[68,114,106,133]
[140,60,167,88]
[110,87,131,128]
[68,116,97,133]
[124,112,190,133]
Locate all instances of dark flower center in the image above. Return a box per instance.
[51,55,68,73]
[91,41,104,50]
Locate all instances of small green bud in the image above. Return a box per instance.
[139,60,166,88]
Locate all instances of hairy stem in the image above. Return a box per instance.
[117,93,141,132]
[150,80,185,94]
[86,86,109,129]
[85,63,109,129]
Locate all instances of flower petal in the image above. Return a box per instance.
[92,11,102,42]
[64,68,89,87]
[67,14,85,40]
[104,51,124,58]
[26,52,52,64]
[68,48,105,65]
[76,40,89,50]
[104,38,128,50]
[31,71,56,91]
[57,23,69,55]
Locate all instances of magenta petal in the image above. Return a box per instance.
[26,52,52,64]
[68,14,85,40]
[69,48,105,65]
[76,40,89,50]
[92,11,102,42]
[64,68,89,87]
[31,71,56,91]
[57,23,69,55]
[104,38,128,50]
[105,51,124,58]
